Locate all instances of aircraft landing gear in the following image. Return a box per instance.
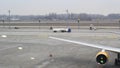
[115,53,120,65]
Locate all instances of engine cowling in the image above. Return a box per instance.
[96,51,109,65]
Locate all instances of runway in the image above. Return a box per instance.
[0,29,120,68]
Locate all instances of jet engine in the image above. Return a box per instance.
[96,51,109,65]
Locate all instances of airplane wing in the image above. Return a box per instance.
[49,36,120,53]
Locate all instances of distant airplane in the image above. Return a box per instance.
[52,28,71,33]
[49,36,120,66]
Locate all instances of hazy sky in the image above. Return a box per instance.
[0,0,120,15]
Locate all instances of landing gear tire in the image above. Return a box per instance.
[61,31,65,32]
[114,53,120,66]
[115,58,118,65]
[54,31,57,33]
[114,58,120,66]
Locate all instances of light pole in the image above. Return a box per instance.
[97,19,99,29]
[2,20,5,28]
[77,19,80,30]
[8,10,11,29]
[38,20,41,30]
[119,20,120,30]
[66,10,69,28]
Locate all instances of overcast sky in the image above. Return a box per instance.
[0,0,120,15]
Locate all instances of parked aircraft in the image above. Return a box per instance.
[49,36,120,65]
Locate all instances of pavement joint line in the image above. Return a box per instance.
[0,45,22,51]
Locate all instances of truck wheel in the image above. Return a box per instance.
[54,31,57,32]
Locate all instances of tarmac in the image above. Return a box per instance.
[0,29,120,68]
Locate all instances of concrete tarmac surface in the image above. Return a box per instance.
[0,29,120,68]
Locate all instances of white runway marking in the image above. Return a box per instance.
[37,59,54,68]
[1,35,7,38]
